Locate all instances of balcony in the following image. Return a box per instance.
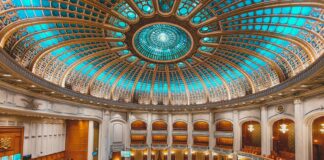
[213,147,233,155]
[130,144,148,150]
[214,131,234,138]
[152,130,168,135]
[172,130,188,135]
[131,130,147,135]
[192,130,209,136]
[237,152,272,160]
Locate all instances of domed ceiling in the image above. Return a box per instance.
[0,0,323,106]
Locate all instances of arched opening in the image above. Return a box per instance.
[193,136,209,146]
[173,121,188,130]
[151,149,168,160]
[216,120,233,132]
[152,135,167,144]
[173,135,187,145]
[215,120,233,150]
[131,120,147,145]
[272,119,295,160]
[312,116,324,160]
[152,121,168,130]
[193,121,209,131]
[241,121,261,155]
[131,120,147,130]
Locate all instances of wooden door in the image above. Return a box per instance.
[0,127,24,157]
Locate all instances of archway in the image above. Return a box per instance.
[312,116,324,160]
[215,120,233,150]
[272,119,295,160]
[241,121,261,155]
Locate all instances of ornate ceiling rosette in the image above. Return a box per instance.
[0,0,323,107]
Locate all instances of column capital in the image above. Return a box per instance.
[294,98,303,104]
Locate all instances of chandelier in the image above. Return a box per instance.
[248,124,255,132]
[279,123,289,134]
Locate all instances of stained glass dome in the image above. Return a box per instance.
[133,23,192,62]
[0,0,323,107]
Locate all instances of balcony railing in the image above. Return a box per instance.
[152,130,168,135]
[172,130,188,135]
[172,144,188,149]
[131,130,147,135]
[151,143,168,150]
[214,131,234,138]
[192,145,209,151]
[192,131,209,136]
[237,152,272,160]
[213,147,233,155]
[130,144,148,150]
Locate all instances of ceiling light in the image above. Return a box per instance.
[248,124,255,132]
[279,123,289,134]
[2,74,11,77]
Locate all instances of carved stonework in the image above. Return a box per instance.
[276,105,286,114]
[0,137,12,151]
[21,98,40,110]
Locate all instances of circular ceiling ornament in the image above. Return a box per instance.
[133,23,193,63]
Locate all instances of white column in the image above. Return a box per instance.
[294,98,304,160]
[88,120,94,160]
[99,110,110,160]
[147,113,152,160]
[188,113,193,160]
[167,113,173,160]
[126,112,132,151]
[233,110,240,159]
[209,112,215,160]
[261,106,270,155]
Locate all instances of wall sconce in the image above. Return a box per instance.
[248,124,254,132]
[279,123,289,134]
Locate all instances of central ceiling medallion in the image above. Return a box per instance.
[133,23,193,63]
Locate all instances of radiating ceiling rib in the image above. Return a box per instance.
[149,65,158,104]
[198,50,256,93]
[205,43,286,82]
[21,32,103,62]
[182,0,213,21]
[44,45,107,79]
[201,30,317,62]
[125,0,148,18]
[0,17,127,48]
[87,54,132,93]
[176,65,190,105]
[193,56,231,100]
[30,37,124,72]
[165,65,171,103]
[110,59,140,98]
[220,36,304,68]
[59,46,127,87]
[130,63,148,101]
[184,61,210,102]
[195,1,324,28]
[10,27,102,53]
[82,0,134,24]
